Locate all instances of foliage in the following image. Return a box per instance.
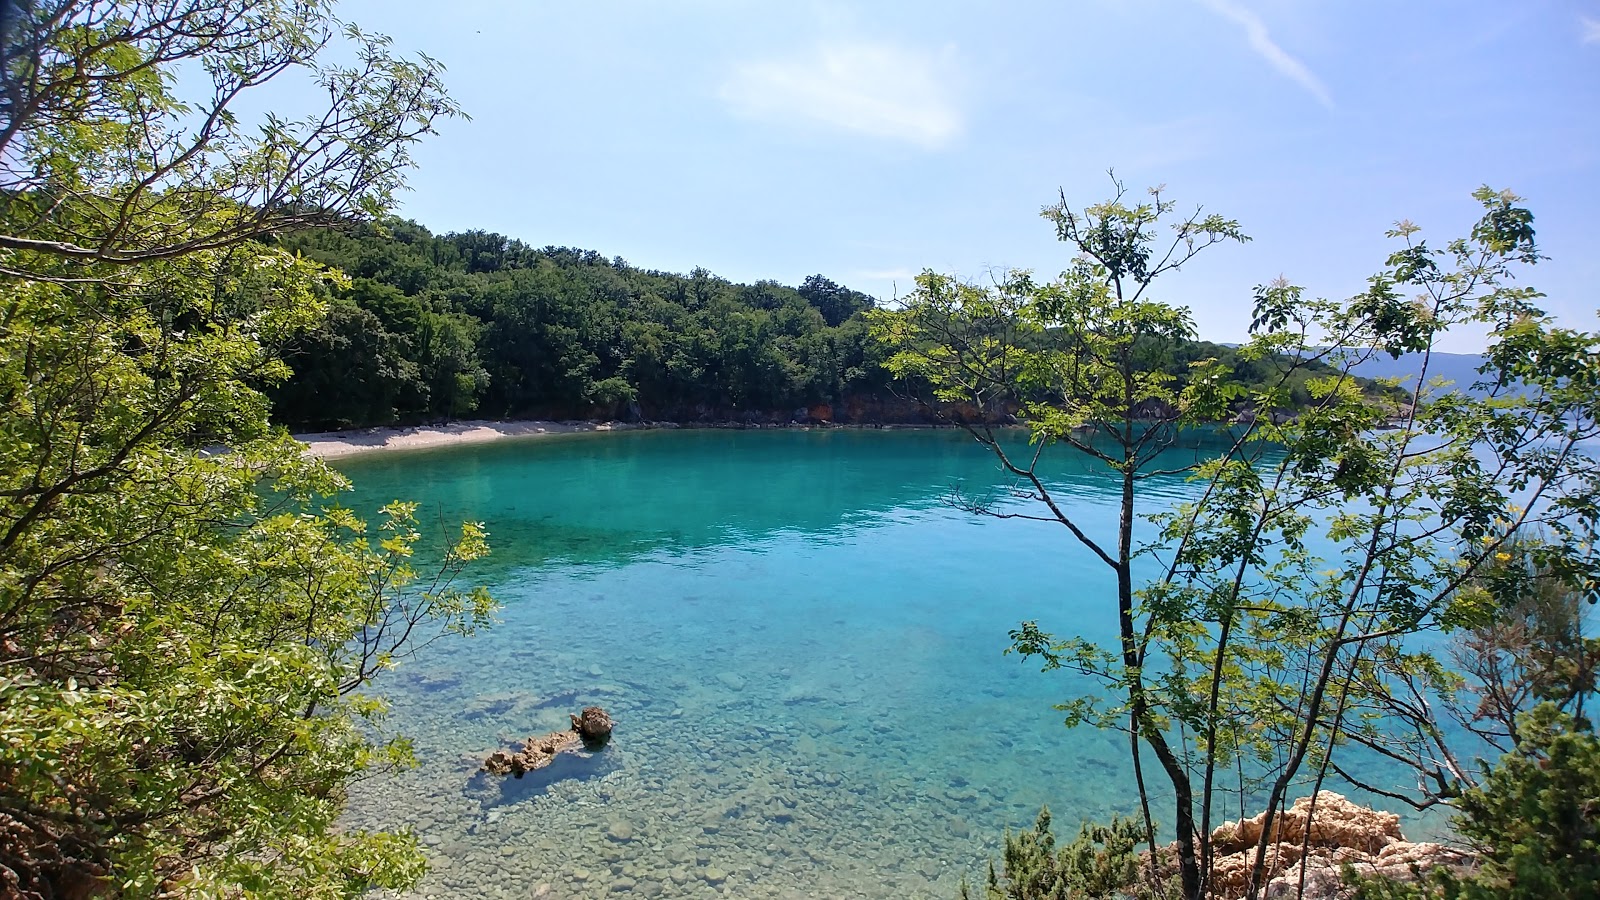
[880,178,1600,900]
[268,224,887,428]
[265,216,1383,431]
[1342,538,1600,803]
[1349,704,1600,900]
[0,0,459,279]
[959,808,1152,900]
[0,1,489,897]
[1452,704,1600,898]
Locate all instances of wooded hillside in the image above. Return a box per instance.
[272,222,887,429]
[272,221,1396,430]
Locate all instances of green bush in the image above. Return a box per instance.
[961,808,1153,900]
[1351,703,1600,900]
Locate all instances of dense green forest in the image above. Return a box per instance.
[271,221,1393,430]
[271,222,887,429]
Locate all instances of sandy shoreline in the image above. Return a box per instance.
[295,420,646,459]
[295,418,957,459]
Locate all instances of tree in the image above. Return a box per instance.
[1209,188,1599,897]
[1334,538,1600,809]
[875,179,1253,899]
[270,296,425,429]
[877,182,1600,900]
[800,274,875,327]
[0,0,460,279]
[0,1,489,896]
[1449,704,1600,899]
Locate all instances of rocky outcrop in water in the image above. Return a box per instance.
[1204,792,1473,899]
[570,706,614,746]
[483,707,612,778]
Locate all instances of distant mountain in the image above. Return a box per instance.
[1217,345,1495,396]
[1341,351,1488,393]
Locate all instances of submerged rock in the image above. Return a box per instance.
[482,731,579,778]
[571,706,614,746]
[482,707,613,778]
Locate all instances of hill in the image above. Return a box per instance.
[271,221,890,430]
[268,221,1399,430]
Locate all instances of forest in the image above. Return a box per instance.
[270,221,1386,430]
[270,222,884,428]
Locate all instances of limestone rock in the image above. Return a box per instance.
[482,730,578,778]
[1211,791,1403,857]
[482,706,613,778]
[1198,793,1473,900]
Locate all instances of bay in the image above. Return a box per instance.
[330,428,1359,899]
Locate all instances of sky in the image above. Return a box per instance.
[303,0,1599,351]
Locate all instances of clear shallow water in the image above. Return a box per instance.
[331,429,1396,900]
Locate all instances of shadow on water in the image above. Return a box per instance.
[465,745,617,810]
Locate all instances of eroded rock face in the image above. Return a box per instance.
[482,707,613,778]
[482,730,581,778]
[1203,792,1472,900]
[1212,791,1403,857]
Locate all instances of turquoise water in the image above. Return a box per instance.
[331,429,1384,899]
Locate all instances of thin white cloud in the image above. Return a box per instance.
[719,41,963,149]
[1583,15,1600,44]
[1199,0,1334,109]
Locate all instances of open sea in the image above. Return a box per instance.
[333,428,1428,900]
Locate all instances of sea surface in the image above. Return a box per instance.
[332,428,1418,900]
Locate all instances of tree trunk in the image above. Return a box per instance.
[1118,464,1202,899]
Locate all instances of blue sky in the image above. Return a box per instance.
[321,0,1599,351]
